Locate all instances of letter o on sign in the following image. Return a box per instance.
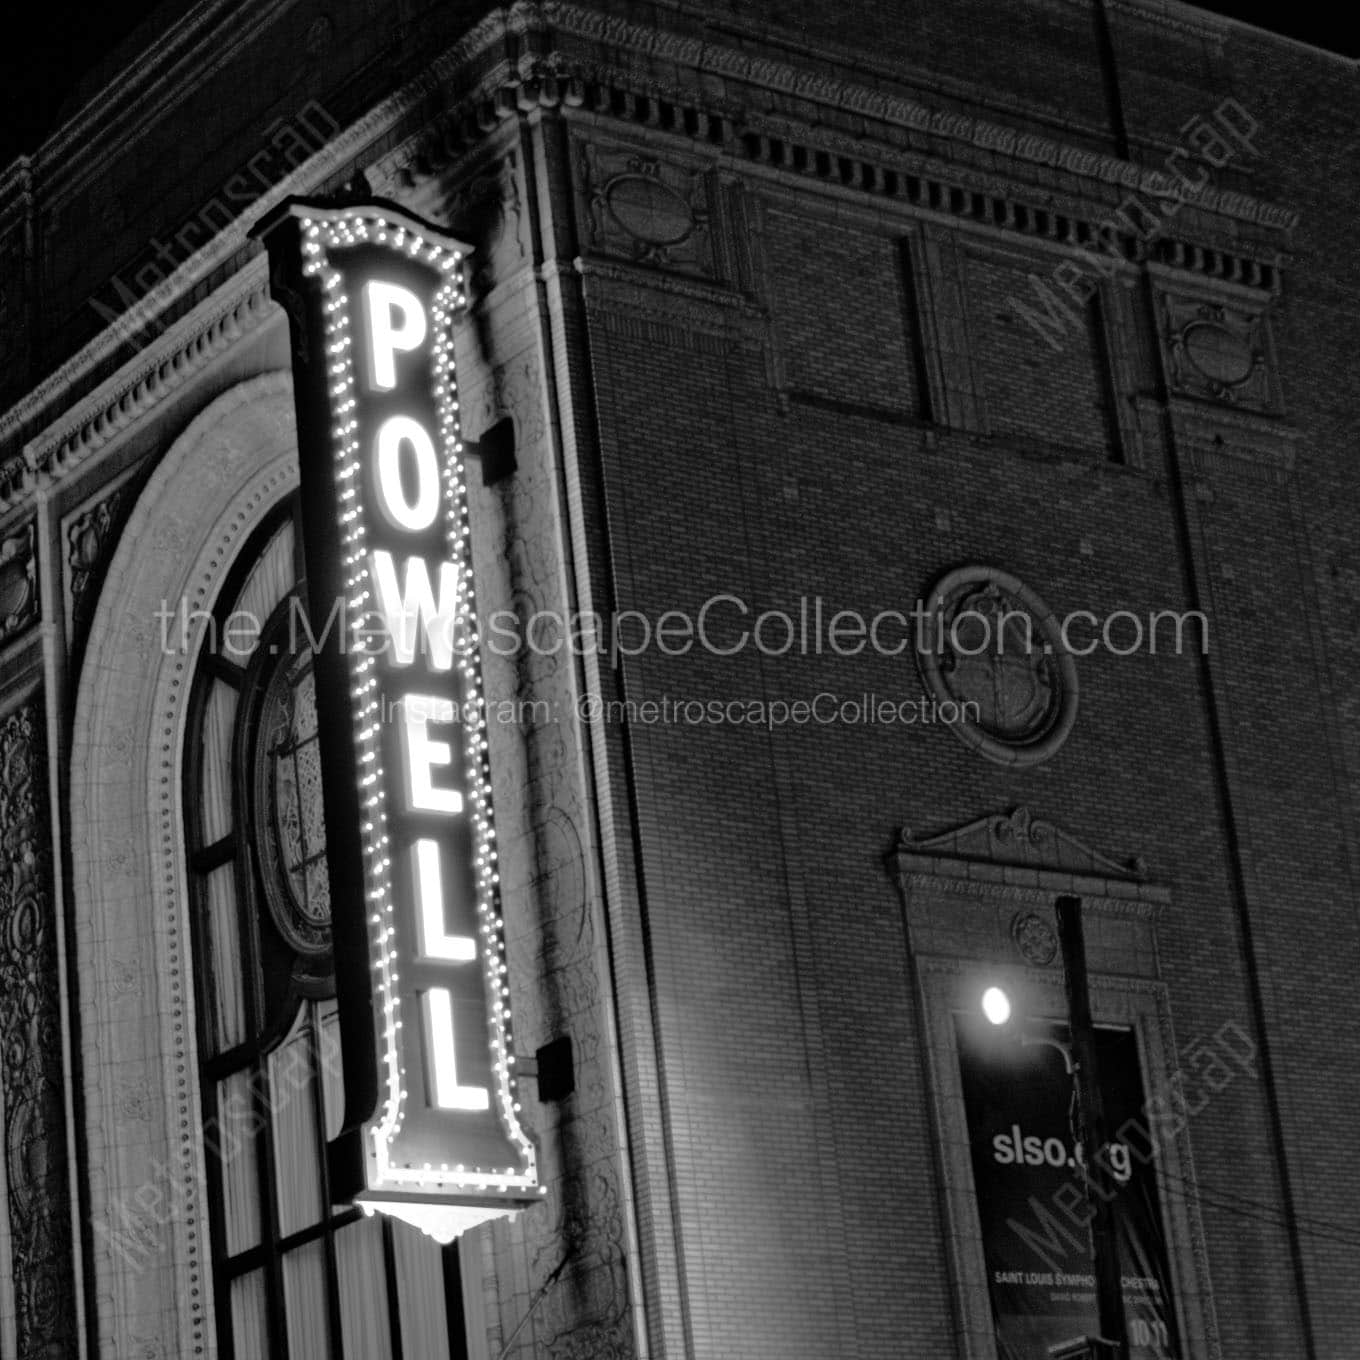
[374,415,441,531]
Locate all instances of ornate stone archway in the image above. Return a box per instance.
[69,372,297,1358]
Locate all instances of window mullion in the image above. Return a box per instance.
[382,1216,405,1360]
[183,492,460,1358]
[309,1012,348,1358]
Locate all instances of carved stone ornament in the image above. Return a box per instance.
[894,805,1146,881]
[1010,910,1058,965]
[580,142,712,273]
[914,565,1078,767]
[67,477,143,675]
[1163,294,1274,410]
[0,700,76,1356]
[0,518,39,645]
[68,484,130,619]
[442,152,525,295]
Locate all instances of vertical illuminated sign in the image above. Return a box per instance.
[257,199,542,1242]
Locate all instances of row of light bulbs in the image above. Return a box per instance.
[301,210,542,1197]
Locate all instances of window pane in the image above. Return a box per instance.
[282,1239,332,1360]
[317,1000,345,1142]
[229,1269,270,1360]
[205,864,246,1054]
[214,1070,262,1255]
[200,681,237,844]
[338,1217,394,1360]
[395,1220,454,1359]
[269,1012,323,1236]
[189,498,452,1358]
[230,521,295,661]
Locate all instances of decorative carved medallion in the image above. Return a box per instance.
[580,142,712,273]
[116,1078,154,1123]
[0,701,76,1356]
[915,565,1078,767]
[0,519,38,646]
[109,954,144,997]
[1163,294,1274,410]
[1010,911,1058,966]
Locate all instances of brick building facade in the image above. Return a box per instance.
[0,1,1355,1356]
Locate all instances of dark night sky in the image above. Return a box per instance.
[1,0,179,166]
[0,1,1355,168]
[1188,0,1360,56]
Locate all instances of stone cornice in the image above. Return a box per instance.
[369,8,1290,290]
[1114,0,1355,65]
[0,158,32,234]
[34,0,307,206]
[887,805,1171,911]
[530,0,1296,233]
[3,1,1297,236]
[0,0,1302,511]
[1108,0,1231,49]
[2,259,275,510]
[0,81,429,469]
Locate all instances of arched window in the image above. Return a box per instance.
[182,494,463,1359]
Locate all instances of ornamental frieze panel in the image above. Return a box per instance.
[465,355,551,470]
[1160,291,1278,412]
[64,465,148,676]
[892,805,1148,883]
[888,806,1167,979]
[1167,396,1300,485]
[439,151,528,296]
[0,518,39,647]
[462,346,636,1357]
[576,139,715,277]
[0,699,76,1357]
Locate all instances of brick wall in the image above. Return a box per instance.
[558,6,1360,1355]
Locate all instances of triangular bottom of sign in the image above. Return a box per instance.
[355,1193,527,1244]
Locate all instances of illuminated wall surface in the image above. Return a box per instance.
[1,3,1359,1360]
